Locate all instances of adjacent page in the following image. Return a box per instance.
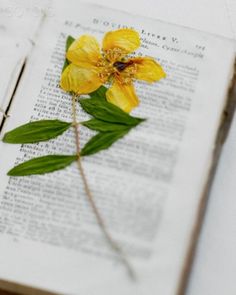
[187,1,236,294]
[0,0,52,41]
[0,32,28,124]
[225,0,236,39]
[0,0,52,124]
[0,1,235,294]
[188,74,236,295]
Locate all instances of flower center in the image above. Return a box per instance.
[117,63,138,84]
[104,48,124,62]
[97,50,138,85]
[113,60,134,72]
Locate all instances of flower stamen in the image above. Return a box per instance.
[104,48,124,62]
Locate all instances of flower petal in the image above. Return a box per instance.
[67,35,102,66]
[60,64,103,94]
[132,57,166,82]
[106,81,139,113]
[103,29,140,55]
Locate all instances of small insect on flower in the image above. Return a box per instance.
[60,29,166,113]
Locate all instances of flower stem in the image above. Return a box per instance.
[71,94,136,280]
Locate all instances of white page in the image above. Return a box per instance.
[186,1,236,294]
[0,32,28,123]
[225,0,236,38]
[188,96,236,295]
[0,0,53,41]
[75,1,236,294]
[0,2,235,294]
[0,0,52,124]
[74,0,234,39]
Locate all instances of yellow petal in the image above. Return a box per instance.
[106,81,139,113]
[60,64,103,94]
[67,35,102,67]
[132,57,166,82]
[103,29,140,55]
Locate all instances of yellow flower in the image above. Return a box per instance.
[61,29,166,113]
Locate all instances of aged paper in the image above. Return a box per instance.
[0,1,235,294]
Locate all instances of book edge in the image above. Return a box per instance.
[0,279,58,295]
[177,58,236,295]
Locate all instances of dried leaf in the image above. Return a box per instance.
[79,99,144,126]
[3,120,72,144]
[80,129,129,156]
[62,35,75,72]
[89,86,108,101]
[8,155,77,176]
[81,119,132,132]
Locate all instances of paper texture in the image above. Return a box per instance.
[0,32,28,123]
[0,2,235,294]
[0,0,52,123]
[188,86,236,295]
[90,1,236,294]
[0,0,52,40]
[79,0,235,39]
[187,1,236,293]
[225,0,236,39]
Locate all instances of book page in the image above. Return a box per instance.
[0,0,53,41]
[80,0,235,39]
[187,0,236,290]
[188,85,236,295]
[0,0,52,124]
[74,1,236,294]
[0,32,28,123]
[0,2,235,294]
[225,0,236,39]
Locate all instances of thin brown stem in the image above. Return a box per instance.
[72,94,136,280]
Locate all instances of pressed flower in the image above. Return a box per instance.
[61,29,166,112]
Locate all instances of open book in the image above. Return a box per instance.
[0,1,235,294]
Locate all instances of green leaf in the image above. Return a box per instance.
[66,35,75,51]
[8,155,77,176]
[89,86,108,101]
[62,35,75,72]
[62,59,70,72]
[79,99,144,126]
[80,129,130,156]
[3,120,72,144]
[82,119,137,132]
